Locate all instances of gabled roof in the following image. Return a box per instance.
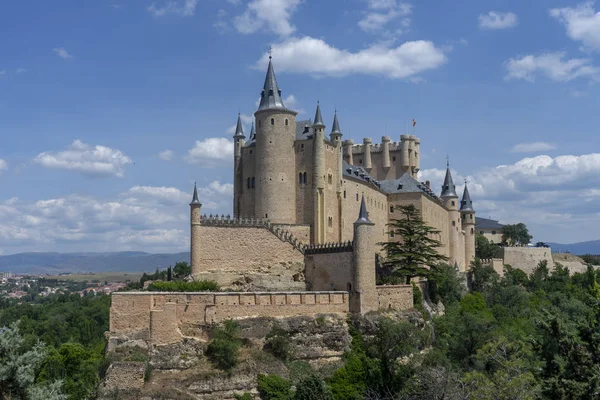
[342,161,382,190]
[475,217,505,230]
[379,173,439,200]
[295,119,314,140]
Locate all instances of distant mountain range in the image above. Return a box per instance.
[546,241,600,255]
[0,251,190,274]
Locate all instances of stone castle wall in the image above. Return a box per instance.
[503,247,554,275]
[111,291,350,346]
[305,249,353,291]
[377,285,414,311]
[341,177,388,245]
[193,222,307,291]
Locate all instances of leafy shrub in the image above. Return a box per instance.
[265,326,292,361]
[206,320,242,371]
[294,375,333,400]
[257,374,292,400]
[234,393,254,400]
[428,263,464,306]
[147,280,219,292]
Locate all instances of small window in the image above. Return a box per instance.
[299,173,302,184]
[251,177,255,188]
[451,201,455,206]
[258,120,261,127]
[328,217,333,227]
[356,193,359,201]
[359,159,363,164]
[471,228,474,234]
[301,144,304,150]
[265,213,268,218]
[343,190,346,199]
[271,118,275,125]
[392,156,396,161]
[285,119,289,126]
[390,231,395,238]
[249,150,252,155]
[390,205,394,213]
[452,221,456,227]
[247,177,250,188]
[328,174,332,184]
[303,172,307,184]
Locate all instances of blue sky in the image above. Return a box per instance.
[2,0,600,254]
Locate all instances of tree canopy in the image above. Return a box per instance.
[502,222,533,247]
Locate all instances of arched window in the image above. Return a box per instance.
[356,193,359,201]
[251,177,255,188]
[343,190,346,199]
[299,172,302,184]
[328,216,333,227]
[247,177,251,188]
[303,172,307,184]
[285,119,288,126]
[270,118,275,125]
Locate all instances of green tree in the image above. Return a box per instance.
[379,204,449,284]
[173,261,192,280]
[166,266,172,281]
[257,374,292,400]
[427,263,464,306]
[501,223,533,247]
[206,320,242,371]
[475,233,503,259]
[293,375,333,400]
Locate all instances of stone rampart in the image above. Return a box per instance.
[480,258,505,276]
[503,247,554,275]
[376,285,413,311]
[305,250,353,291]
[111,291,350,346]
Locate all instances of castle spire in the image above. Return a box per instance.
[355,195,373,225]
[441,159,458,198]
[313,102,325,127]
[233,113,245,138]
[331,110,341,135]
[460,181,474,211]
[190,182,201,206]
[257,56,287,112]
[249,121,255,140]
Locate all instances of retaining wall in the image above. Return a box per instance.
[376,285,413,310]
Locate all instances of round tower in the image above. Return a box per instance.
[363,137,372,171]
[351,195,378,314]
[381,136,391,171]
[233,114,245,219]
[460,182,476,271]
[440,160,461,270]
[330,111,343,194]
[312,102,326,243]
[400,134,410,171]
[254,56,298,223]
[411,135,420,178]
[189,183,202,275]
[343,139,354,164]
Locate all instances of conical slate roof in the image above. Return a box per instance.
[249,121,255,140]
[190,183,201,206]
[257,58,287,112]
[460,183,474,212]
[233,114,245,138]
[355,195,373,225]
[331,111,341,135]
[313,102,325,127]
[441,161,458,198]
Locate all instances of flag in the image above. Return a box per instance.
[412,119,416,127]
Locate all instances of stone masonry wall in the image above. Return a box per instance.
[193,225,305,291]
[111,291,349,346]
[377,285,414,311]
[503,247,554,275]
[305,251,353,291]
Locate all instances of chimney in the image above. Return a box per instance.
[426,180,430,189]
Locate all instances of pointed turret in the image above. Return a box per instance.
[249,121,255,141]
[190,182,201,206]
[440,159,457,198]
[313,102,325,128]
[331,111,341,135]
[355,195,373,225]
[233,113,245,138]
[460,183,474,211]
[257,57,287,112]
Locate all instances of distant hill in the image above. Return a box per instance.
[546,240,600,255]
[0,251,190,274]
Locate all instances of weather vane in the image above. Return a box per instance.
[268,46,272,59]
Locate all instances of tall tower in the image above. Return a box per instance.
[312,102,326,243]
[330,112,344,241]
[440,159,461,270]
[189,183,202,275]
[233,114,245,219]
[460,182,476,270]
[351,195,378,314]
[254,55,298,223]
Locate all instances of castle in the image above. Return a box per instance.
[108,57,476,347]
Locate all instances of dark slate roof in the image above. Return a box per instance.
[355,195,373,225]
[190,183,201,205]
[245,122,256,146]
[460,184,474,212]
[379,173,439,200]
[342,161,381,190]
[331,112,341,135]
[475,217,505,230]
[233,114,245,138]
[295,119,314,140]
[441,167,458,198]
[257,58,291,112]
[313,103,325,127]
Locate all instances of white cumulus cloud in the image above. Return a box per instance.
[511,142,557,153]
[234,0,301,36]
[550,2,600,51]
[359,0,412,34]
[505,52,600,82]
[158,149,174,161]
[53,47,73,59]
[185,137,233,165]
[478,11,518,30]
[147,0,197,17]
[0,159,7,173]
[34,140,132,178]
[259,36,447,80]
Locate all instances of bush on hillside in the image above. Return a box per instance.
[146,280,219,292]
[206,320,242,371]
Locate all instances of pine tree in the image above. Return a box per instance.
[379,204,449,284]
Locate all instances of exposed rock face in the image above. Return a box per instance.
[99,314,351,400]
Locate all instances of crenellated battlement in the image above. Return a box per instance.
[305,241,353,255]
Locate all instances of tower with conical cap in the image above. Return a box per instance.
[190,183,202,274]
[330,111,344,238]
[440,159,462,270]
[233,114,245,219]
[254,54,298,223]
[351,195,378,314]
[460,181,476,270]
[312,102,326,243]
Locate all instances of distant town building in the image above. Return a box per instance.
[475,217,506,243]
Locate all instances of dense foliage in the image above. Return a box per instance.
[475,233,503,259]
[206,320,243,371]
[380,204,448,284]
[0,293,110,399]
[501,222,533,246]
[146,280,219,292]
